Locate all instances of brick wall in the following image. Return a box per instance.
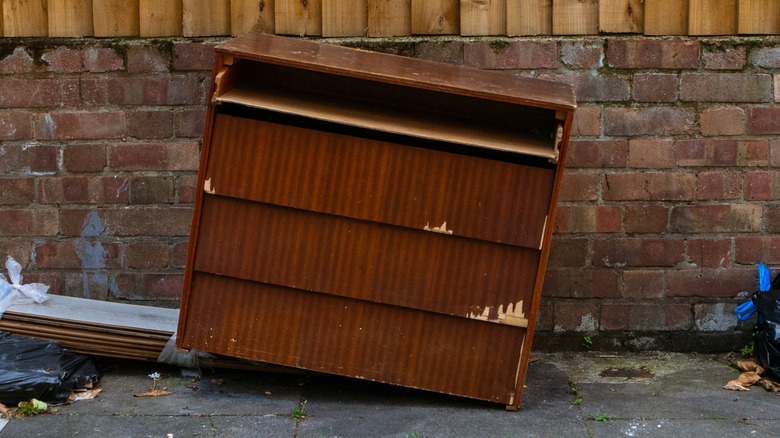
[0,36,778,351]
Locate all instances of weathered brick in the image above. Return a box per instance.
[566,140,628,168]
[628,139,673,168]
[172,241,189,268]
[624,206,669,233]
[749,46,780,69]
[144,274,184,299]
[107,77,202,106]
[700,107,745,136]
[109,142,199,171]
[677,139,769,166]
[65,272,109,299]
[553,302,599,332]
[541,72,630,102]
[0,47,34,74]
[632,73,678,103]
[105,207,193,236]
[555,205,622,233]
[670,204,762,233]
[130,176,175,204]
[36,111,125,140]
[0,144,57,174]
[571,106,600,137]
[607,39,699,69]
[26,272,64,296]
[747,108,780,134]
[697,171,742,200]
[128,110,174,139]
[703,46,746,70]
[0,112,34,140]
[593,238,685,267]
[0,178,35,205]
[547,238,589,267]
[60,208,107,237]
[416,41,464,64]
[63,144,107,173]
[680,73,772,102]
[544,269,619,298]
[767,205,780,234]
[36,241,121,269]
[627,304,692,331]
[600,304,630,330]
[464,40,558,69]
[107,273,141,300]
[687,239,731,268]
[127,44,171,73]
[60,78,109,107]
[41,47,83,73]
[735,237,780,265]
[772,139,780,167]
[668,268,754,297]
[560,40,603,69]
[745,171,780,201]
[176,174,198,203]
[0,241,32,267]
[40,176,129,204]
[174,108,207,138]
[559,172,599,201]
[623,270,665,299]
[125,241,169,269]
[0,79,60,107]
[83,47,124,72]
[0,209,59,236]
[604,107,695,136]
[775,74,780,102]
[174,42,216,70]
[602,173,695,201]
[535,302,554,332]
[694,303,738,332]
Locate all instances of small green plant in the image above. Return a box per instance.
[573,398,582,406]
[291,408,306,420]
[741,341,755,356]
[594,414,611,422]
[17,399,47,416]
[583,336,593,350]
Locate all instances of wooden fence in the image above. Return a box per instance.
[0,0,778,38]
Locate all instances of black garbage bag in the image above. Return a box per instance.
[750,265,780,381]
[0,331,101,405]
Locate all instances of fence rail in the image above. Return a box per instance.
[0,0,778,37]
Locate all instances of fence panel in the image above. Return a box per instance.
[461,0,506,36]
[411,0,459,34]
[322,0,366,36]
[93,0,139,36]
[738,0,780,34]
[507,0,551,36]
[3,0,48,36]
[552,0,597,34]
[276,0,322,35]
[599,0,643,33]
[231,0,275,35]
[367,0,411,36]
[689,0,737,35]
[643,0,687,35]
[183,0,230,36]
[49,0,93,37]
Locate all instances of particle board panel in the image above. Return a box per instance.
[738,0,780,34]
[507,0,551,35]
[48,0,93,36]
[689,0,737,35]
[552,0,598,34]
[411,0,459,34]
[2,0,48,36]
[205,112,555,249]
[93,0,139,36]
[322,0,366,36]
[599,0,643,33]
[140,0,182,36]
[460,0,506,36]
[230,0,275,35]
[275,0,321,35]
[181,272,526,404]
[367,0,411,36]
[643,0,688,35]
[183,0,230,36]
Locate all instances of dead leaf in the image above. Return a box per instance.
[737,360,761,373]
[738,371,762,387]
[0,403,7,414]
[69,389,102,401]
[210,378,224,385]
[724,380,750,391]
[758,379,780,393]
[133,389,172,398]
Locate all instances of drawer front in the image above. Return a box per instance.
[181,272,524,404]
[204,112,554,250]
[193,195,540,322]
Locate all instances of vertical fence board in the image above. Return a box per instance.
[93,0,139,36]
[552,0,597,34]
[367,0,410,36]
[3,0,48,36]
[231,0,274,35]
[140,0,182,36]
[49,0,93,36]
[461,0,506,35]
[411,0,458,34]
[322,0,366,36]
[507,0,551,35]
[276,0,322,35]
[183,0,230,36]
[599,0,643,33]
[738,0,780,33]
[689,0,737,34]
[643,0,687,34]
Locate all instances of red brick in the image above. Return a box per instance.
[628,139,673,168]
[130,176,174,204]
[772,140,780,167]
[632,73,678,103]
[670,205,762,233]
[0,178,35,205]
[128,110,174,139]
[464,40,557,69]
[109,142,200,171]
[0,241,32,268]
[0,112,34,140]
[106,273,141,300]
[602,173,695,201]
[0,79,60,107]
[416,41,464,64]
[593,238,685,267]
[25,272,63,296]
[627,304,692,331]
[64,272,109,299]
[40,176,129,204]
[770,238,780,264]
[747,108,780,134]
[600,304,630,331]
[745,171,780,201]
[681,73,772,102]
[174,42,217,70]
[623,270,665,299]
[624,206,669,233]
[36,111,125,140]
[677,139,768,167]
[60,78,108,107]
[767,206,780,233]
[552,302,599,332]
[41,47,83,73]
[545,269,619,299]
[176,174,198,203]
[604,107,695,136]
[703,46,746,70]
[0,145,57,174]
[127,44,170,73]
[560,40,603,69]
[60,208,105,236]
[541,72,630,102]
[174,109,207,138]
[607,39,699,69]
[172,241,189,268]
[700,107,745,136]
[106,207,193,236]
[697,171,742,200]
[555,205,622,233]
[107,77,202,106]
[571,106,601,137]
[566,140,628,168]
[0,209,59,236]
[596,206,622,232]
[36,241,121,269]
[0,47,34,74]
[735,237,769,265]
[547,238,589,267]
[687,239,731,268]
[63,144,107,173]
[668,268,755,297]
[144,274,184,299]
[83,47,124,72]
[125,241,170,269]
[559,172,599,201]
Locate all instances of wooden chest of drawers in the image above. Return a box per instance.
[177,32,575,410]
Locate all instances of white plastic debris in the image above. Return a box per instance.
[0,256,49,318]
